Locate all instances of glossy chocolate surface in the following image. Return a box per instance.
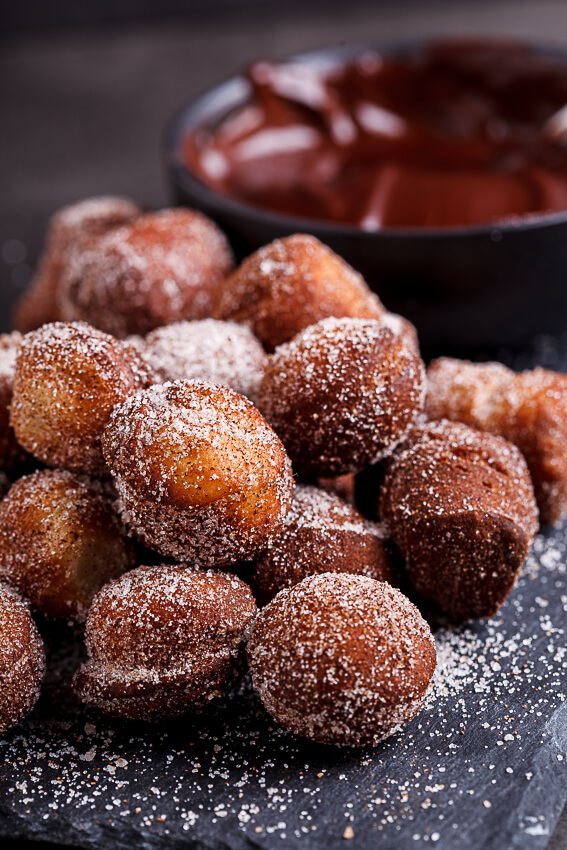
[185,40,567,229]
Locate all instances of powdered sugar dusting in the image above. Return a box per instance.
[3,227,567,847]
[141,319,267,402]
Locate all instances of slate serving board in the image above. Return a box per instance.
[1,340,567,850]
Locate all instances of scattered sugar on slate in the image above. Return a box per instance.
[1,521,565,848]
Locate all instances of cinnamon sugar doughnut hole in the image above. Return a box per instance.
[0,332,29,470]
[426,357,567,526]
[253,485,397,604]
[247,573,436,747]
[102,380,294,565]
[213,233,386,352]
[14,196,142,332]
[65,208,234,338]
[0,584,45,733]
[11,322,153,477]
[0,470,134,621]
[141,319,267,402]
[74,565,257,720]
[257,316,425,477]
[380,420,539,620]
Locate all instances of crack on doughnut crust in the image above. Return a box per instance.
[74,565,257,720]
[11,321,154,477]
[0,583,45,733]
[102,380,293,565]
[380,419,539,620]
[212,233,386,351]
[253,484,397,603]
[247,573,436,747]
[257,316,425,477]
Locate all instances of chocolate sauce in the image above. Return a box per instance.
[184,40,567,229]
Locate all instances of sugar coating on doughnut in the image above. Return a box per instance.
[0,583,45,734]
[14,196,142,333]
[380,419,539,620]
[426,357,567,526]
[11,321,154,476]
[257,316,425,476]
[247,573,436,747]
[141,319,268,402]
[0,469,134,621]
[0,331,22,380]
[213,233,386,351]
[64,208,234,338]
[0,331,28,470]
[74,565,257,719]
[253,484,396,604]
[426,358,511,427]
[102,380,293,565]
[52,195,142,235]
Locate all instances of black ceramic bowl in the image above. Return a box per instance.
[164,42,567,356]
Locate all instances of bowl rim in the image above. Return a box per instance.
[163,38,567,240]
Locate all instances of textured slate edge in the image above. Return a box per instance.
[507,701,567,847]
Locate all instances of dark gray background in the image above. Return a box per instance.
[1,1,567,847]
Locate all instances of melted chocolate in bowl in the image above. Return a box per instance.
[184,40,567,230]
[166,40,567,352]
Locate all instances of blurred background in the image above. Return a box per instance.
[3,0,567,316]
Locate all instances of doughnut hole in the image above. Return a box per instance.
[0,583,45,733]
[102,380,293,565]
[10,321,154,476]
[0,470,134,621]
[140,319,267,402]
[73,565,257,719]
[14,195,142,332]
[66,208,234,338]
[213,233,386,351]
[253,485,397,604]
[247,573,436,747]
[379,419,539,620]
[257,316,425,477]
